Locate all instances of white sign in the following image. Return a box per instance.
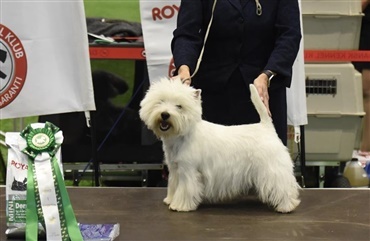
[139,0,180,83]
[0,0,95,119]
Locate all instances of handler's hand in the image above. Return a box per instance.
[253,74,272,117]
[172,65,191,85]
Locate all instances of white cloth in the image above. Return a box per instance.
[287,0,308,127]
[0,0,95,119]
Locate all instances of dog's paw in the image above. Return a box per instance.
[163,197,172,205]
[169,202,197,212]
[169,205,192,212]
[275,198,301,213]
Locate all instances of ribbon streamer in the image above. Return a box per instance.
[19,122,83,241]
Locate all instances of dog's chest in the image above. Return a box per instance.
[163,137,187,162]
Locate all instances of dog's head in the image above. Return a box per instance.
[139,78,202,139]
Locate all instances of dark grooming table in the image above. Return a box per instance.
[1,187,369,241]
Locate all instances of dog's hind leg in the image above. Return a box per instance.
[169,167,204,212]
[273,170,301,213]
[253,164,301,213]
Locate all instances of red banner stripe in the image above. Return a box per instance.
[89,46,370,62]
[304,50,370,62]
[89,46,146,60]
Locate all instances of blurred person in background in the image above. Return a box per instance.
[354,0,370,158]
[171,0,301,145]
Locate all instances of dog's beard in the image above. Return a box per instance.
[156,118,174,137]
[159,119,171,131]
[149,115,181,138]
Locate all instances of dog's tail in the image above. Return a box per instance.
[249,84,272,124]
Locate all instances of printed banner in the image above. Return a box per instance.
[139,0,307,126]
[139,0,180,82]
[0,0,95,119]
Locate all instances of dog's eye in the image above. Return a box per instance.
[176,105,182,109]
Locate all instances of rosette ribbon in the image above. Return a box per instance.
[19,122,83,241]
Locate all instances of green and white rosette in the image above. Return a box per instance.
[19,122,83,241]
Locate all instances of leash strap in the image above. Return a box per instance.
[190,0,217,79]
[190,0,262,78]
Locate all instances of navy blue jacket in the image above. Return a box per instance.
[171,0,302,91]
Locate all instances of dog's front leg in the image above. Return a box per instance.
[163,163,178,205]
[169,167,203,212]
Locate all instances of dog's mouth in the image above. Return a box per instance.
[159,121,171,131]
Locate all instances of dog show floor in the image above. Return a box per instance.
[1,187,369,241]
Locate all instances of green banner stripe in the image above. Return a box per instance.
[52,159,83,241]
[26,160,39,241]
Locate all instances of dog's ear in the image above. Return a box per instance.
[194,89,202,100]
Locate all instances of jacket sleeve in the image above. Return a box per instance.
[264,0,302,80]
[171,0,205,75]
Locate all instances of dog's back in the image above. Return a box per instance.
[249,84,273,125]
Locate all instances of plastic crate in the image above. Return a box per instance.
[303,63,365,162]
[301,0,362,15]
[305,63,364,114]
[304,115,363,162]
[301,0,362,50]
[302,14,362,50]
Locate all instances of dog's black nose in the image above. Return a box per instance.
[161,112,170,120]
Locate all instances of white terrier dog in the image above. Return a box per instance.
[139,78,300,213]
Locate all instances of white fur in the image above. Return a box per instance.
[139,78,301,213]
